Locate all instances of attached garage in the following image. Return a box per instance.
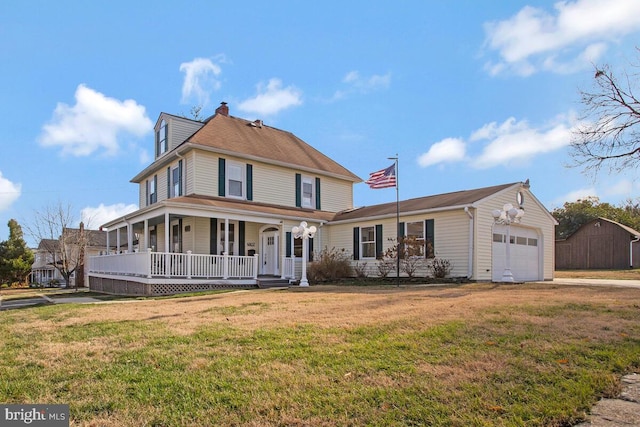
[492,225,541,282]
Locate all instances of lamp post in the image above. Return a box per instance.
[492,203,524,283]
[292,221,317,287]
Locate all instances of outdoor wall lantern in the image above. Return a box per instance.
[492,203,525,283]
[292,221,316,286]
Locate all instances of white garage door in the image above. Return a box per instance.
[492,225,540,282]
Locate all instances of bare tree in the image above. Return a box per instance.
[26,203,92,289]
[571,57,640,176]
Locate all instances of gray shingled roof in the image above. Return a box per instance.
[332,183,517,221]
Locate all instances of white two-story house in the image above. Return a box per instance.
[88,102,556,295]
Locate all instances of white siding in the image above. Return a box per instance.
[475,185,554,281]
[167,116,203,152]
[325,210,471,279]
[190,150,355,211]
[254,162,295,206]
[193,150,218,197]
[193,217,211,254]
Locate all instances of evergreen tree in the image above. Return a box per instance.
[0,219,34,286]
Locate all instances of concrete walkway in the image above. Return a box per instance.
[550,278,640,289]
[575,373,640,426]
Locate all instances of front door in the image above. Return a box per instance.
[261,230,279,275]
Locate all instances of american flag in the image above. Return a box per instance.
[365,163,396,189]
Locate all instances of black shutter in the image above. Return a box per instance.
[239,221,245,256]
[295,173,301,207]
[398,222,405,239]
[145,180,149,206]
[178,159,183,196]
[315,177,321,210]
[218,158,226,197]
[210,218,218,255]
[375,224,383,259]
[308,237,314,261]
[426,219,435,258]
[246,164,253,201]
[353,227,360,260]
[167,167,171,199]
[286,232,292,257]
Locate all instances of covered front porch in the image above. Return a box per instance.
[88,249,297,295]
[87,196,329,295]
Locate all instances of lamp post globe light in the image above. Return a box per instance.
[292,221,316,287]
[491,203,524,283]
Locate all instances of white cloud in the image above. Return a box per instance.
[483,0,640,75]
[0,171,21,212]
[417,138,466,167]
[81,203,138,229]
[39,84,153,157]
[470,117,573,169]
[417,115,575,169]
[332,71,391,100]
[550,187,597,207]
[179,57,224,106]
[602,179,636,198]
[238,78,302,116]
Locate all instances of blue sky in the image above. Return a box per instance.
[2,0,640,245]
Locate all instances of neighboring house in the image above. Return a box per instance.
[31,225,111,287]
[555,217,640,270]
[31,239,66,286]
[88,102,556,295]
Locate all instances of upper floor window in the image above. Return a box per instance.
[296,174,320,209]
[147,175,157,205]
[301,177,314,208]
[156,120,168,157]
[170,160,183,198]
[226,161,245,199]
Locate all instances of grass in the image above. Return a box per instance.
[554,268,640,280]
[0,282,638,426]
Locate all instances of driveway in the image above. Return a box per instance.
[550,278,640,289]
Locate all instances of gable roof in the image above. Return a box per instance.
[575,217,640,239]
[184,112,361,181]
[332,182,517,222]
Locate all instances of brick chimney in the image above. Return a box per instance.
[215,101,229,116]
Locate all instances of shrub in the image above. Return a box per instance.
[353,261,368,278]
[376,258,395,278]
[429,258,452,279]
[307,247,353,282]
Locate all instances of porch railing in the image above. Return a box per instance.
[88,249,259,280]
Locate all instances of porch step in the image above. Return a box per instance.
[256,278,291,289]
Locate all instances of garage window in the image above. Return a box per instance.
[493,233,503,243]
[528,238,538,246]
[516,236,527,245]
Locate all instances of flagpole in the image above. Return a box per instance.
[388,155,399,287]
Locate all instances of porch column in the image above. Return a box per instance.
[127,223,133,253]
[165,212,170,278]
[164,212,170,253]
[144,220,149,251]
[223,218,229,279]
[105,229,110,255]
[280,224,286,279]
[224,218,229,254]
[116,228,121,253]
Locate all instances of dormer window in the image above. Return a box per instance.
[156,119,168,157]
